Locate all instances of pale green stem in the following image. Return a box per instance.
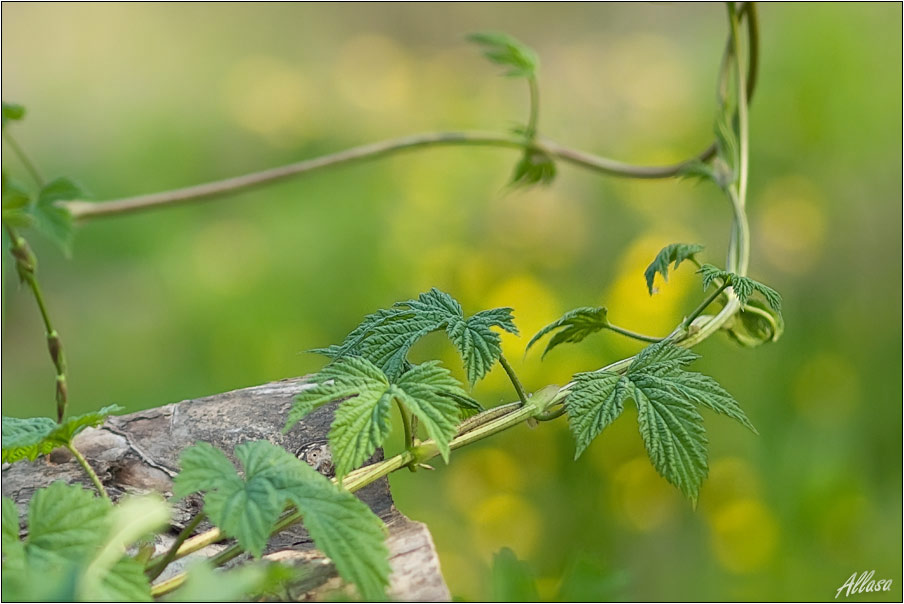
[497,354,528,406]
[606,323,663,343]
[2,131,44,186]
[683,283,729,330]
[66,443,109,501]
[145,511,206,581]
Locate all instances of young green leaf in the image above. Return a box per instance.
[698,264,782,313]
[286,356,467,479]
[1,101,25,128]
[2,404,124,463]
[174,440,390,600]
[467,31,538,79]
[32,177,84,255]
[174,442,281,557]
[314,288,518,386]
[2,171,34,229]
[644,243,704,295]
[510,149,556,188]
[566,341,755,501]
[527,307,610,358]
[26,481,111,563]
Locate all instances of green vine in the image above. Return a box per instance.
[2,4,782,602]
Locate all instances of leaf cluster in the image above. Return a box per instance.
[314,287,517,386]
[2,482,168,601]
[527,306,610,358]
[1,405,123,463]
[2,171,83,255]
[173,440,390,600]
[566,340,755,501]
[510,148,556,188]
[467,31,538,79]
[644,243,704,295]
[285,356,471,480]
[699,263,782,313]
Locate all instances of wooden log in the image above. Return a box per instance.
[1,377,450,601]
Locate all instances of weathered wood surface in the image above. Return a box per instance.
[1,378,450,601]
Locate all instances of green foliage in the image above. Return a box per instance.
[491,548,540,602]
[34,177,82,254]
[2,171,34,228]
[467,31,538,79]
[566,341,755,501]
[527,306,609,358]
[2,482,164,602]
[314,287,517,386]
[510,149,556,187]
[1,404,123,463]
[173,440,390,600]
[726,298,785,347]
[699,263,783,313]
[0,172,83,254]
[644,243,704,295]
[285,356,468,479]
[1,101,25,128]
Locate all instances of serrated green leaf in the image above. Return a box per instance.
[632,376,708,502]
[644,243,704,295]
[2,416,58,462]
[567,371,629,459]
[566,341,755,500]
[175,440,389,600]
[316,288,517,386]
[698,264,782,313]
[287,356,468,479]
[2,405,124,463]
[173,441,244,498]
[510,149,556,188]
[527,306,609,359]
[467,31,538,79]
[205,476,282,558]
[395,362,467,461]
[2,102,25,128]
[285,471,390,601]
[26,481,111,562]
[32,177,84,255]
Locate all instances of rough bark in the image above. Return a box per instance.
[1,377,450,601]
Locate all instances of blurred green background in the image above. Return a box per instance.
[2,3,901,601]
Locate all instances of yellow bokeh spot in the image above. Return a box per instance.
[221,55,313,145]
[792,352,860,425]
[755,176,827,274]
[604,234,696,349]
[333,34,412,114]
[709,499,778,573]
[467,493,541,557]
[700,457,761,514]
[611,456,679,532]
[446,448,524,514]
[486,274,560,360]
